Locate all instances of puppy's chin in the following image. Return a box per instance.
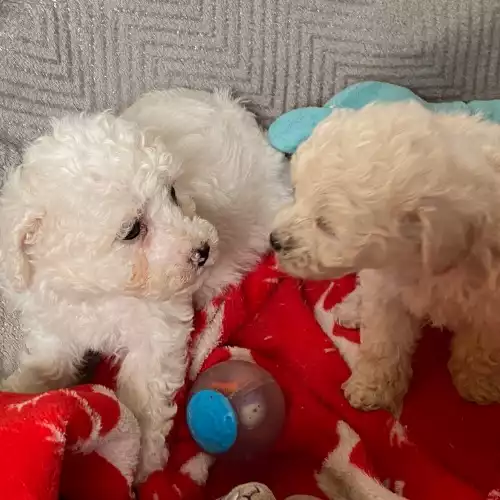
[276,254,354,280]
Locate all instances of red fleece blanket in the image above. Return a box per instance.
[1,256,500,500]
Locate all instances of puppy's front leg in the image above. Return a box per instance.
[343,273,420,413]
[117,337,188,483]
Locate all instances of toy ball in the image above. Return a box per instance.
[187,360,285,460]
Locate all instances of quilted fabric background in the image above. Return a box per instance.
[0,0,499,373]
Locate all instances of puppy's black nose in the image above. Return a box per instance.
[269,232,283,252]
[192,242,210,267]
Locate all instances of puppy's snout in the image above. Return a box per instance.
[269,232,283,252]
[191,242,210,267]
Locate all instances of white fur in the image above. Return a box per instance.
[122,89,290,307]
[272,101,500,411]
[0,89,289,481]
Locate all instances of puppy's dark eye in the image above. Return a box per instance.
[170,185,179,206]
[123,219,142,241]
[316,217,335,236]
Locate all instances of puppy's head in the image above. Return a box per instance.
[271,103,491,280]
[0,112,219,301]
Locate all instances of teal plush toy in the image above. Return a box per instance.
[268,81,500,155]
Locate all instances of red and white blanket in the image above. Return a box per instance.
[1,255,500,500]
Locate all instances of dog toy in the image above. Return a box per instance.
[187,360,285,459]
[268,81,500,154]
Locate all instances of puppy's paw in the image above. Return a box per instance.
[134,421,174,484]
[332,289,361,329]
[135,440,168,484]
[221,483,275,500]
[449,359,500,404]
[343,357,409,413]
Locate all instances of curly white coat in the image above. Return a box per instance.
[0,89,289,480]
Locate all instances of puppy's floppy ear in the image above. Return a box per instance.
[402,198,477,275]
[1,207,44,291]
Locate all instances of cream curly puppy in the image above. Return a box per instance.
[271,101,500,412]
[0,89,288,481]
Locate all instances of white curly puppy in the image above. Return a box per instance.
[0,89,288,481]
[271,101,500,412]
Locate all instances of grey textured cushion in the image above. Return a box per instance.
[0,0,499,375]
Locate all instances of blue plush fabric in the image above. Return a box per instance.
[268,81,500,155]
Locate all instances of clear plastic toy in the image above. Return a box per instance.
[187,360,285,460]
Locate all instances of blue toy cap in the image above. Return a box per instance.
[187,389,238,454]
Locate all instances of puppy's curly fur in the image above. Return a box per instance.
[0,89,289,481]
[271,101,500,411]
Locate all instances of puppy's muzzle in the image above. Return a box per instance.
[190,242,211,267]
